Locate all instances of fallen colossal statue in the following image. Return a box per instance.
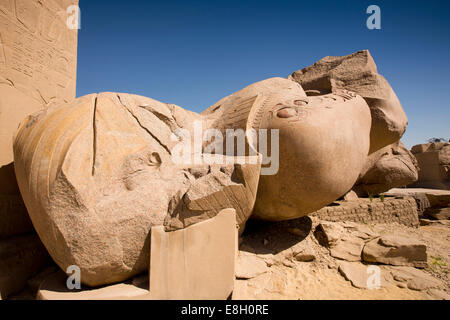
[12,50,419,286]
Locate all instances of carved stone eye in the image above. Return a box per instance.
[277,107,297,118]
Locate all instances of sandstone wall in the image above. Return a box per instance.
[0,0,78,298]
[410,142,450,190]
[0,0,79,166]
[311,197,419,227]
[0,0,78,226]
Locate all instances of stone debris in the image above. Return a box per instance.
[362,235,427,268]
[338,262,389,289]
[330,237,365,262]
[343,190,359,201]
[387,266,443,291]
[235,253,269,279]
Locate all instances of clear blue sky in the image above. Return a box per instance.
[76,0,449,148]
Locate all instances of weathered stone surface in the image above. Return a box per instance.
[0,233,51,298]
[362,235,427,268]
[0,0,78,166]
[0,3,79,294]
[354,141,419,196]
[385,188,450,207]
[410,142,450,190]
[385,188,450,222]
[164,159,260,232]
[315,221,376,262]
[235,252,268,279]
[254,89,371,221]
[0,84,43,167]
[424,207,450,220]
[289,50,408,153]
[311,197,419,227]
[427,288,450,300]
[314,221,345,247]
[291,242,316,262]
[13,93,259,286]
[343,190,359,201]
[387,266,443,291]
[339,221,379,241]
[419,218,450,226]
[205,78,371,221]
[330,237,364,262]
[338,262,389,289]
[149,209,237,300]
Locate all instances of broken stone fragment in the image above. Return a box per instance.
[235,252,269,279]
[289,50,408,153]
[314,222,345,247]
[330,236,364,262]
[387,266,443,291]
[343,190,359,201]
[362,235,427,268]
[293,248,316,262]
[354,141,419,196]
[338,261,390,289]
[164,158,260,232]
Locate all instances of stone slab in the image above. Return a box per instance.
[149,208,237,300]
[37,271,149,300]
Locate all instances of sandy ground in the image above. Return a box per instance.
[233,217,449,300]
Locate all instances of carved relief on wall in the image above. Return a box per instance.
[0,0,78,105]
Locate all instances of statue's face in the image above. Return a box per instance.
[252,91,372,221]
